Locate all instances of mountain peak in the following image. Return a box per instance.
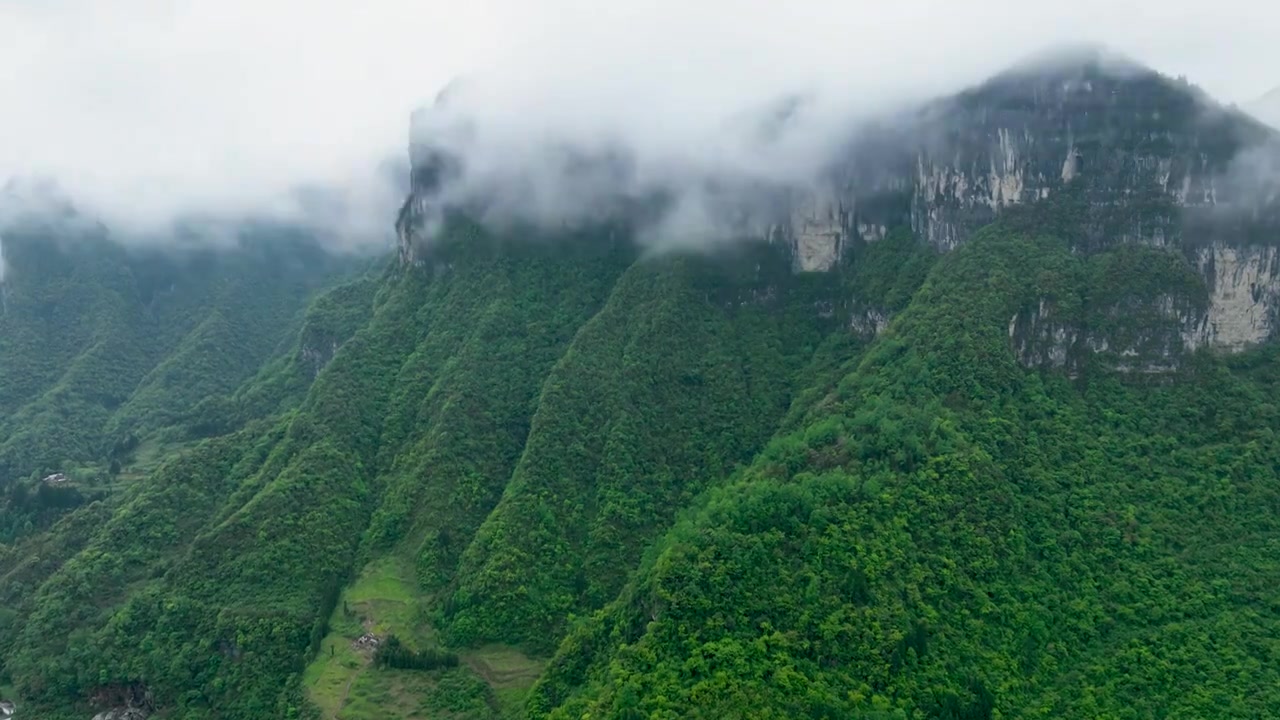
[933,42,1261,141]
[961,43,1178,105]
[1002,43,1148,77]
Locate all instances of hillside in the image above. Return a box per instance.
[0,214,363,544]
[530,226,1280,718]
[4,49,1280,720]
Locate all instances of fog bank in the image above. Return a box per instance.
[1,0,1277,249]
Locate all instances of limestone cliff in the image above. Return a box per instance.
[397,49,1280,362]
[792,49,1280,360]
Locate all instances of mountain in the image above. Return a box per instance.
[0,215,363,497]
[5,47,1280,720]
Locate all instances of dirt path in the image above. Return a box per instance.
[333,652,375,718]
[335,673,357,718]
[464,656,497,686]
[461,658,506,714]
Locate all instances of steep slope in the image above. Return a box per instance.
[0,224,637,718]
[441,248,840,652]
[528,226,1280,719]
[0,220,357,544]
[298,227,635,720]
[6,48,1280,720]
[789,50,1280,359]
[295,229,933,718]
[0,263,412,718]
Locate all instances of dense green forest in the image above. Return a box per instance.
[530,227,1280,719]
[0,220,361,545]
[5,57,1280,720]
[5,214,1280,719]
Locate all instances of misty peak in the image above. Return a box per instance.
[397,40,1280,268]
[0,175,80,229]
[1001,42,1148,80]
[925,41,1271,143]
[2,174,70,206]
[1251,86,1280,128]
[721,92,818,148]
[957,42,1167,106]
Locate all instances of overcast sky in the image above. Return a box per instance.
[0,0,1277,247]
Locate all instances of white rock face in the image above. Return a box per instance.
[396,194,433,266]
[1008,299,1079,370]
[988,128,1025,208]
[1187,244,1280,351]
[850,308,889,337]
[908,128,1057,250]
[300,339,342,378]
[789,189,844,272]
[1061,144,1081,183]
[1009,250,1280,373]
[856,222,887,243]
[793,229,842,272]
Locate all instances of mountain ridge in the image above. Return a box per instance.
[397,50,1280,366]
[4,50,1280,719]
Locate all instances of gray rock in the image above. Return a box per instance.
[90,708,148,720]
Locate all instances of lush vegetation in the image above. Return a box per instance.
[527,227,1280,718]
[5,66,1280,718]
[6,209,1280,719]
[374,635,460,671]
[0,226,361,551]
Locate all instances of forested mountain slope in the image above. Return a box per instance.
[0,216,360,543]
[4,50,1280,720]
[530,226,1280,719]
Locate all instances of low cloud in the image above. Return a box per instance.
[1,0,1278,253]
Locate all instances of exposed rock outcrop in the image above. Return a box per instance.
[397,49,1280,361]
[90,709,147,720]
[87,683,153,720]
[299,338,341,378]
[850,308,890,339]
[787,187,846,272]
[805,50,1280,359]
[1187,244,1280,351]
[803,50,1274,255]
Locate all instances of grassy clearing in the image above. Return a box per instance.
[338,667,492,719]
[462,645,545,717]
[304,555,418,718]
[119,436,189,480]
[462,644,545,690]
[303,555,544,719]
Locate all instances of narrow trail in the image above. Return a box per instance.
[333,656,372,718]
[335,673,356,717]
[462,658,506,715]
[464,656,496,686]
